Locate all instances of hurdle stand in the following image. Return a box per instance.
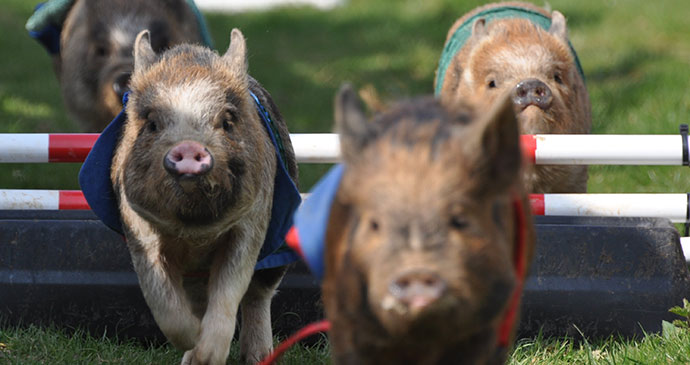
[1,133,689,341]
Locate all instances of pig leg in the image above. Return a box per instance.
[184,225,265,365]
[238,266,287,363]
[129,247,201,350]
[120,195,201,349]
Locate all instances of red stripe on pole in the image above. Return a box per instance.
[49,134,99,162]
[529,194,545,215]
[59,190,91,210]
[520,135,536,164]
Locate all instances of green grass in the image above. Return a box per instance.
[2,323,689,364]
[0,324,330,365]
[2,0,690,191]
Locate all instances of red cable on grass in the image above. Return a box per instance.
[258,320,331,365]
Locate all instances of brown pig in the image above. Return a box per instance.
[80,29,300,364]
[27,0,210,132]
[320,86,535,364]
[435,2,591,193]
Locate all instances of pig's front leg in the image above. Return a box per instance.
[129,243,200,350]
[184,225,264,365]
[239,266,287,363]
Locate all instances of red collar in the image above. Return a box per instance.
[260,194,528,364]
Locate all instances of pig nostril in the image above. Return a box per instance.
[164,142,214,177]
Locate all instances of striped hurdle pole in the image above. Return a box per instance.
[1,133,689,165]
[1,190,686,221]
[1,190,689,262]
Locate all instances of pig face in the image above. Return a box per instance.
[60,0,205,131]
[440,10,590,135]
[324,87,531,344]
[112,30,270,236]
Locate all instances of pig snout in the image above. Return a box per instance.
[387,270,447,313]
[513,79,553,111]
[164,141,214,177]
[112,72,132,104]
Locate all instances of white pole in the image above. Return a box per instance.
[0,190,59,210]
[0,134,49,163]
[533,134,684,165]
[681,237,690,264]
[289,133,340,163]
[542,193,688,223]
[0,133,687,165]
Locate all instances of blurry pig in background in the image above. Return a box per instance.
[27,0,211,132]
[79,29,300,364]
[315,86,535,364]
[435,2,591,193]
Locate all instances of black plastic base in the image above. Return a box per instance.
[1,211,689,342]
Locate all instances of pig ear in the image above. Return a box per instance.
[134,30,157,72]
[471,18,489,40]
[335,83,369,164]
[549,11,569,41]
[223,28,248,77]
[461,92,521,194]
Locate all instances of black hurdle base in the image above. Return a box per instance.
[1,211,689,342]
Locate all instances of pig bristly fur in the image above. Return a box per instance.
[435,2,591,193]
[79,29,299,365]
[321,85,535,365]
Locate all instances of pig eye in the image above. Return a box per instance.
[488,80,497,89]
[94,45,108,58]
[369,219,380,232]
[145,112,158,133]
[222,119,232,132]
[449,215,468,230]
[220,108,238,133]
[554,73,564,84]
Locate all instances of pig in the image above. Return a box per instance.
[99,29,298,364]
[30,0,209,132]
[320,85,535,364]
[435,2,591,193]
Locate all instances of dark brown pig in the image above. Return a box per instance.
[321,85,535,364]
[31,0,209,132]
[435,2,591,193]
[103,29,298,365]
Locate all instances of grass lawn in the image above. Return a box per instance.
[1,323,689,364]
[1,0,690,363]
[1,0,690,191]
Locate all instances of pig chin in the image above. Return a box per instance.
[124,172,239,231]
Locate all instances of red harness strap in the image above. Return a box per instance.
[257,320,331,365]
[260,195,528,364]
[497,194,528,347]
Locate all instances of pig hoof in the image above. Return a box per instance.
[180,350,193,365]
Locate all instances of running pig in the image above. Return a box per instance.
[318,86,535,364]
[435,2,591,193]
[79,29,300,365]
[27,0,211,131]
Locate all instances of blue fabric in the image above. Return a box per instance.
[290,164,344,280]
[78,91,301,270]
[79,93,129,234]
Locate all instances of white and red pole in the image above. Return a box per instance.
[1,189,687,221]
[0,134,98,163]
[1,133,688,165]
